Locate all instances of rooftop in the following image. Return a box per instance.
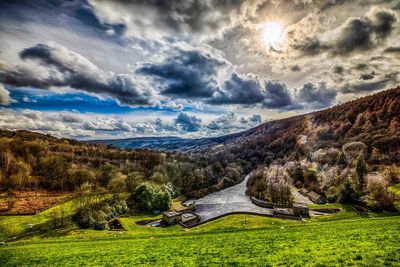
[162,210,180,217]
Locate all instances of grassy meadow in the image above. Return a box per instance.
[0,200,399,266]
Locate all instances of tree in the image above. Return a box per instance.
[129,182,171,213]
[97,164,117,188]
[355,155,367,190]
[338,179,358,204]
[40,155,70,190]
[337,152,347,169]
[363,173,395,210]
[10,160,31,188]
[125,171,144,192]
[369,148,381,164]
[70,165,94,189]
[107,172,127,194]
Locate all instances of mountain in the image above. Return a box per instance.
[88,136,231,150]
[91,87,400,165]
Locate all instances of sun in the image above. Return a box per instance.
[261,21,285,48]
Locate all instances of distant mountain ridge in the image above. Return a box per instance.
[88,135,236,150]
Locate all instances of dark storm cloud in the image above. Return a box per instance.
[262,82,295,109]
[175,112,202,132]
[207,73,265,105]
[297,82,337,109]
[0,42,154,105]
[137,49,224,98]
[334,17,374,54]
[332,7,397,55]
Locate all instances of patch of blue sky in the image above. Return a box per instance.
[6,87,195,114]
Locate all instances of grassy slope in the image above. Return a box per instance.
[389,183,400,209]
[0,201,399,266]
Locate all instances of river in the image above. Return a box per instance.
[189,175,273,221]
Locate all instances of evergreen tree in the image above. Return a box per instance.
[355,155,367,189]
[337,152,347,169]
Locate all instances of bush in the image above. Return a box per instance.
[363,173,396,211]
[74,197,128,230]
[128,182,171,213]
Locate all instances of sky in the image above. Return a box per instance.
[0,0,399,140]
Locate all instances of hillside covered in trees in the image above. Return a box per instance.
[0,130,245,197]
[1,87,399,219]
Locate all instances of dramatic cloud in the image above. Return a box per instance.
[297,82,337,109]
[0,42,155,106]
[295,7,398,56]
[208,73,265,105]
[89,0,242,39]
[174,112,202,132]
[138,49,224,98]
[262,82,295,109]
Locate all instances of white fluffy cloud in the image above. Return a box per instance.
[0,83,12,105]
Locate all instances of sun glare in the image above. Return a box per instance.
[261,21,285,48]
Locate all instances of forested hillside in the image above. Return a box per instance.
[0,130,245,196]
[203,86,400,166]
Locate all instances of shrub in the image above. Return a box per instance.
[363,173,396,211]
[128,182,171,213]
[74,198,128,230]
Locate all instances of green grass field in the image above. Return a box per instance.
[0,201,399,266]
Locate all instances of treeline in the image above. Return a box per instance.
[0,130,245,196]
[247,141,399,211]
